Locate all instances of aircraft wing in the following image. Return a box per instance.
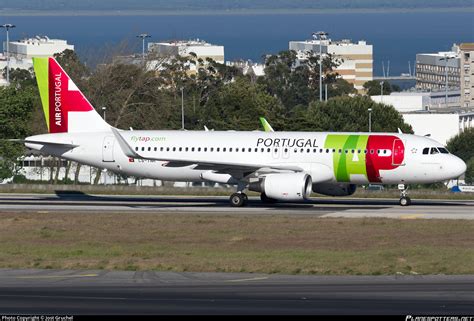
[112,128,303,175]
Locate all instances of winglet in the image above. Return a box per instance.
[397,128,403,134]
[259,117,274,132]
[111,127,142,159]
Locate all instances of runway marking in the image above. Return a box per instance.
[37,211,49,214]
[400,214,426,219]
[16,274,99,279]
[227,277,269,282]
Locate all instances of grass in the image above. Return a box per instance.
[0,212,473,275]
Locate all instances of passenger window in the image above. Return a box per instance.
[267,148,271,152]
[254,148,258,152]
[261,148,264,152]
[338,149,342,154]
[191,147,195,152]
[179,147,182,152]
[216,148,220,152]
[230,148,233,152]
[430,147,439,154]
[135,147,139,151]
[198,148,201,152]
[248,148,252,152]
[370,150,374,154]
[141,147,145,151]
[166,147,170,152]
[422,148,429,154]
[320,149,323,153]
[172,147,176,152]
[185,147,188,152]
[236,148,239,152]
[154,147,157,151]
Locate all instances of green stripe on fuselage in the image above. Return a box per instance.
[324,135,368,182]
[32,57,50,131]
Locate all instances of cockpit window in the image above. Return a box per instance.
[438,147,449,154]
[422,148,429,155]
[430,147,439,154]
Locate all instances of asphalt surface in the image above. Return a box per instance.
[0,192,473,219]
[0,269,473,315]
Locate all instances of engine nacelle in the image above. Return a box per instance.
[312,183,357,196]
[249,173,312,201]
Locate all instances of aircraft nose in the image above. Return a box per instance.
[451,156,467,178]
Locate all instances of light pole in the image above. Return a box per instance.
[312,31,328,101]
[380,81,384,103]
[1,23,16,84]
[440,54,454,108]
[180,87,185,130]
[101,106,106,122]
[136,33,151,64]
[368,108,372,132]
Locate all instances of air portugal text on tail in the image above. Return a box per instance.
[32,57,109,133]
[24,58,467,207]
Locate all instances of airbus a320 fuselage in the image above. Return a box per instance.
[22,57,466,207]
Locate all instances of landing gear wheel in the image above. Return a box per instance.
[399,196,411,206]
[260,193,277,204]
[230,193,246,207]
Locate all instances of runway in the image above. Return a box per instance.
[0,192,473,219]
[0,269,473,314]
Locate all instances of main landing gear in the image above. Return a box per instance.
[398,184,411,206]
[230,192,248,207]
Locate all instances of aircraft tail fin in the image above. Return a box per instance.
[259,117,274,132]
[33,57,110,133]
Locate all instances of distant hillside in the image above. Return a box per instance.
[1,0,472,11]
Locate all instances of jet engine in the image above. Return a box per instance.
[312,183,357,196]
[249,173,312,201]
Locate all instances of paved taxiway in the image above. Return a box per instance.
[0,269,473,314]
[0,193,473,219]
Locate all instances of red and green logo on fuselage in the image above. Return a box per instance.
[324,134,405,183]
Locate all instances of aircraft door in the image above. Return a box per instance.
[392,139,405,166]
[102,136,115,162]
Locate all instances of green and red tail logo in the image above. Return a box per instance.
[33,57,94,133]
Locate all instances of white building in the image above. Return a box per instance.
[148,39,224,64]
[5,36,74,59]
[370,90,461,112]
[0,36,74,81]
[459,43,474,108]
[289,38,373,92]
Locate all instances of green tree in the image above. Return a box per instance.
[198,77,285,130]
[258,50,341,111]
[464,158,474,184]
[446,128,474,162]
[363,80,400,96]
[0,86,35,181]
[285,96,413,133]
[446,128,474,184]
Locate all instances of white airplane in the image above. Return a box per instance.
[22,57,466,207]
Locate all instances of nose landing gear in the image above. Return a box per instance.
[398,184,411,206]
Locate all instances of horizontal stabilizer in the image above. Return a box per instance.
[5,138,78,148]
